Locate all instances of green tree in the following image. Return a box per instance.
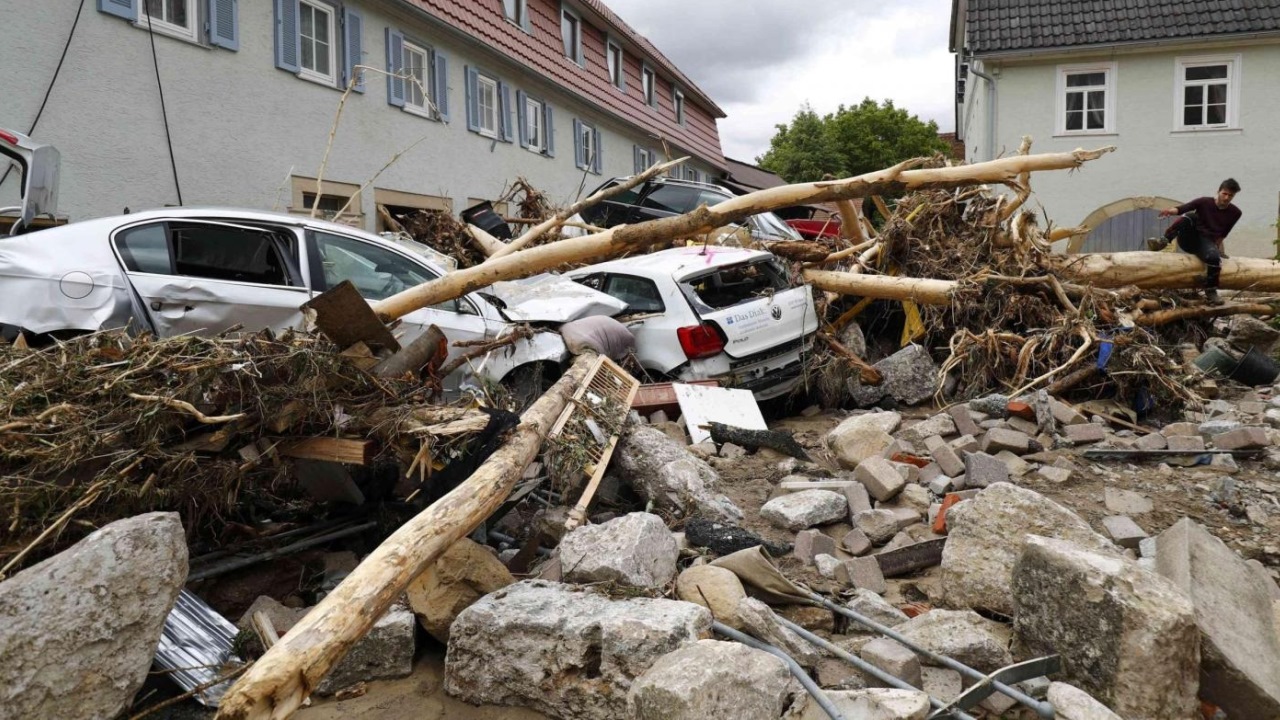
[757,98,949,183]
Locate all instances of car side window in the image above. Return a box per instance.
[116,223,172,274]
[603,274,664,313]
[573,273,604,290]
[171,223,293,286]
[313,231,458,311]
[640,184,700,214]
[693,189,727,209]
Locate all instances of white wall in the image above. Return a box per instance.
[0,0,717,228]
[960,40,1280,258]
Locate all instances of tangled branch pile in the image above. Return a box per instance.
[395,208,486,268]
[0,330,493,569]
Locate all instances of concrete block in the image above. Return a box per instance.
[931,444,965,478]
[842,528,872,556]
[1135,432,1168,450]
[843,481,873,514]
[794,529,838,565]
[949,434,980,456]
[1037,466,1071,483]
[947,405,982,437]
[836,556,886,594]
[981,428,1032,455]
[963,451,1009,488]
[1166,435,1205,452]
[860,638,921,688]
[855,457,907,501]
[1213,426,1269,450]
[1064,423,1106,445]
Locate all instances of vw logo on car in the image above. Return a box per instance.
[770,305,782,320]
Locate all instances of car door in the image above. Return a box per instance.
[585,272,688,374]
[113,219,310,337]
[305,229,492,390]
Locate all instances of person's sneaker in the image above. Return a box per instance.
[1146,237,1169,251]
[1204,288,1222,305]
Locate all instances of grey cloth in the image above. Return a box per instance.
[559,315,636,361]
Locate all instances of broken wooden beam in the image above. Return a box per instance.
[276,437,372,465]
[215,353,597,720]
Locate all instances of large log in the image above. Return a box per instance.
[215,354,596,720]
[369,148,1115,322]
[805,253,1280,305]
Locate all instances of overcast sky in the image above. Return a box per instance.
[606,0,957,163]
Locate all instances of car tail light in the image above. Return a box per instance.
[677,323,725,360]
[0,129,17,146]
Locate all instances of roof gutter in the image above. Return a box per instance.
[970,29,1280,62]
[968,58,996,162]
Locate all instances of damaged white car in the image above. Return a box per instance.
[0,207,618,393]
[568,246,818,400]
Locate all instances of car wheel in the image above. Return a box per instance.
[505,362,563,414]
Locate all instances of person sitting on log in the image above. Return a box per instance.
[1150,178,1242,304]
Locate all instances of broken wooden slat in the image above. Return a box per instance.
[874,538,947,577]
[276,437,372,465]
[302,280,400,353]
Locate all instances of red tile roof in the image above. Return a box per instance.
[399,0,727,169]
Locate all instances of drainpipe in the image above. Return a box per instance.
[968,57,997,161]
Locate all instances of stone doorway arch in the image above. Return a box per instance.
[1067,196,1181,254]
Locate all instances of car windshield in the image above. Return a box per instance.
[679,257,791,311]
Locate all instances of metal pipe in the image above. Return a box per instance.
[808,594,1054,718]
[186,522,378,583]
[968,58,997,162]
[774,617,979,720]
[712,621,848,720]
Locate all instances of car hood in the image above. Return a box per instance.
[482,274,626,323]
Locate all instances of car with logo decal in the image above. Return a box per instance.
[567,246,818,400]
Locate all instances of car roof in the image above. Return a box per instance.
[607,175,733,196]
[574,245,774,280]
[15,206,452,276]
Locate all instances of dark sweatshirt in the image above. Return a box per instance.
[1176,197,1242,243]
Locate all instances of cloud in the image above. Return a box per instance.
[605,0,956,161]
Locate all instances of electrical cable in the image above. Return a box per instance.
[144,7,184,205]
[0,0,86,191]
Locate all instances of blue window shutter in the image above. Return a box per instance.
[343,8,364,92]
[516,90,529,148]
[385,28,404,107]
[274,0,299,72]
[544,105,555,157]
[592,128,602,174]
[98,0,137,20]
[208,0,239,50]
[572,119,583,169]
[433,51,449,121]
[499,81,514,142]
[465,66,480,132]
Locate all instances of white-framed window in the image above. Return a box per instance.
[525,96,545,152]
[561,5,583,65]
[641,64,656,107]
[1055,62,1116,135]
[403,40,434,117]
[476,74,499,137]
[673,87,685,125]
[606,39,625,90]
[1175,54,1240,130]
[634,145,653,173]
[501,0,528,30]
[574,118,601,173]
[138,0,198,41]
[298,0,337,85]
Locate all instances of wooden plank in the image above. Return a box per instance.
[276,437,372,465]
[302,280,400,353]
[874,538,947,577]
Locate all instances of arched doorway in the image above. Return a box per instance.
[1067,196,1181,254]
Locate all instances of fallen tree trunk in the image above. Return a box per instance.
[705,422,811,462]
[370,147,1114,321]
[806,253,1280,305]
[215,354,596,720]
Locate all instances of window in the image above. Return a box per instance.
[403,41,434,115]
[607,40,625,90]
[561,6,583,65]
[1055,62,1115,135]
[633,145,654,173]
[602,275,664,313]
[387,30,446,117]
[465,67,513,141]
[641,65,656,106]
[477,75,498,136]
[116,222,295,287]
[291,176,363,225]
[275,1,361,91]
[641,184,700,214]
[312,231,437,301]
[518,92,555,156]
[673,88,685,125]
[502,0,529,31]
[1176,55,1240,130]
[298,0,336,85]
[573,119,601,173]
[139,0,197,41]
[98,0,238,50]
